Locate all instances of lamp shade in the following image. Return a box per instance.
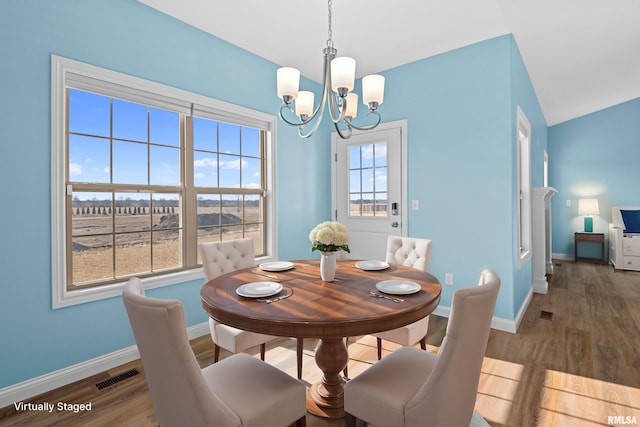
[330,57,356,92]
[578,198,600,215]
[362,74,385,105]
[295,91,314,117]
[344,92,358,118]
[277,67,300,99]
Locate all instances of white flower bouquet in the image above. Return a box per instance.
[309,221,351,253]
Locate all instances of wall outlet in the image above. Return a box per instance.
[445,272,453,285]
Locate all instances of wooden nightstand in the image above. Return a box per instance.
[574,232,605,264]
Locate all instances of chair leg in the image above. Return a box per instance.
[214,343,220,363]
[420,335,427,350]
[343,337,349,378]
[377,337,383,360]
[260,343,266,361]
[345,412,365,427]
[297,338,303,379]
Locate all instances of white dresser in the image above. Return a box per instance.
[609,206,640,272]
[609,225,640,271]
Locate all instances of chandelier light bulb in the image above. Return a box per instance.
[362,74,385,106]
[295,91,315,117]
[330,57,356,93]
[345,92,358,119]
[277,67,300,101]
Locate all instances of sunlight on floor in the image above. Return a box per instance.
[475,357,525,425]
[537,370,640,426]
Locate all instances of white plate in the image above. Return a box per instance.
[236,282,283,298]
[355,260,390,271]
[259,261,295,272]
[376,280,421,295]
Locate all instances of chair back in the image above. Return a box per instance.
[406,269,500,427]
[122,278,240,427]
[385,235,432,272]
[200,239,256,281]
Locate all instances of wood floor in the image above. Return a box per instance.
[1,260,639,426]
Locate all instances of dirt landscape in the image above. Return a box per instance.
[70,204,261,286]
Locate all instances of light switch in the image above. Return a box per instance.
[411,200,419,211]
[566,200,571,207]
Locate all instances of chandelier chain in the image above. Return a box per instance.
[327,0,334,48]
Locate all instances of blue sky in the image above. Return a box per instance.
[68,89,262,202]
[349,142,387,195]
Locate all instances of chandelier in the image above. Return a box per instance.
[276,0,385,139]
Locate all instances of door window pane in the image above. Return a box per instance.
[349,141,388,217]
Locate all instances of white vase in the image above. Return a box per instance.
[320,251,337,281]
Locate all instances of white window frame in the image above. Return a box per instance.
[516,105,532,268]
[51,55,277,308]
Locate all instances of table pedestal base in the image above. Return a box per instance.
[306,337,348,418]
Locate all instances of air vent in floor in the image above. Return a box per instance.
[94,368,140,390]
[540,310,554,320]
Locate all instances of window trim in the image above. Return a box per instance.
[51,55,278,308]
[516,105,532,268]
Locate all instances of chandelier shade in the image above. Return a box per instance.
[276,0,385,139]
[276,67,300,99]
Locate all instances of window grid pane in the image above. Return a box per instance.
[349,142,388,218]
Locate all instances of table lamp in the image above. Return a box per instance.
[578,198,599,232]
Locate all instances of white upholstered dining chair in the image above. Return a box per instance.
[123,277,307,427]
[344,269,500,427]
[200,239,305,379]
[344,236,432,378]
[373,236,433,358]
[200,239,277,364]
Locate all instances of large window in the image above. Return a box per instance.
[52,55,276,307]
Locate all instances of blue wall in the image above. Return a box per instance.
[0,1,548,392]
[509,37,548,316]
[378,35,546,320]
[549,98,640,257]
[0,0,329,389]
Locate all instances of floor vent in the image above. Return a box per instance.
[540,310,554,320]
[95,369,140,390]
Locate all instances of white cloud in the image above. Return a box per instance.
[361,143,387,159]
[194,157,218,168]
[222,159,247,170]
[69,163,82,176]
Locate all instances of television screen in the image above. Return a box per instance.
[621,210,640,233]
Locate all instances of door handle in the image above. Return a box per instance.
[391,221,399,228]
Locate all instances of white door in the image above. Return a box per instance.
[332,121,406,260]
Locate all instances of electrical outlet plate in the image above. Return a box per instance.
[445,272,453,285]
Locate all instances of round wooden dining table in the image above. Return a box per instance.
[200,259,441,418]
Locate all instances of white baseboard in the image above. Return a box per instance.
[552,253,574,261]
[432,288,532,334]
[0,322,210,409]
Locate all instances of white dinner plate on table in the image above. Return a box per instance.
[236,282,283,298]
[355,260,390,271]
[259,261,294,272]
[376,280,421,295]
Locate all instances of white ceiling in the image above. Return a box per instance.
[138,0,640,126]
